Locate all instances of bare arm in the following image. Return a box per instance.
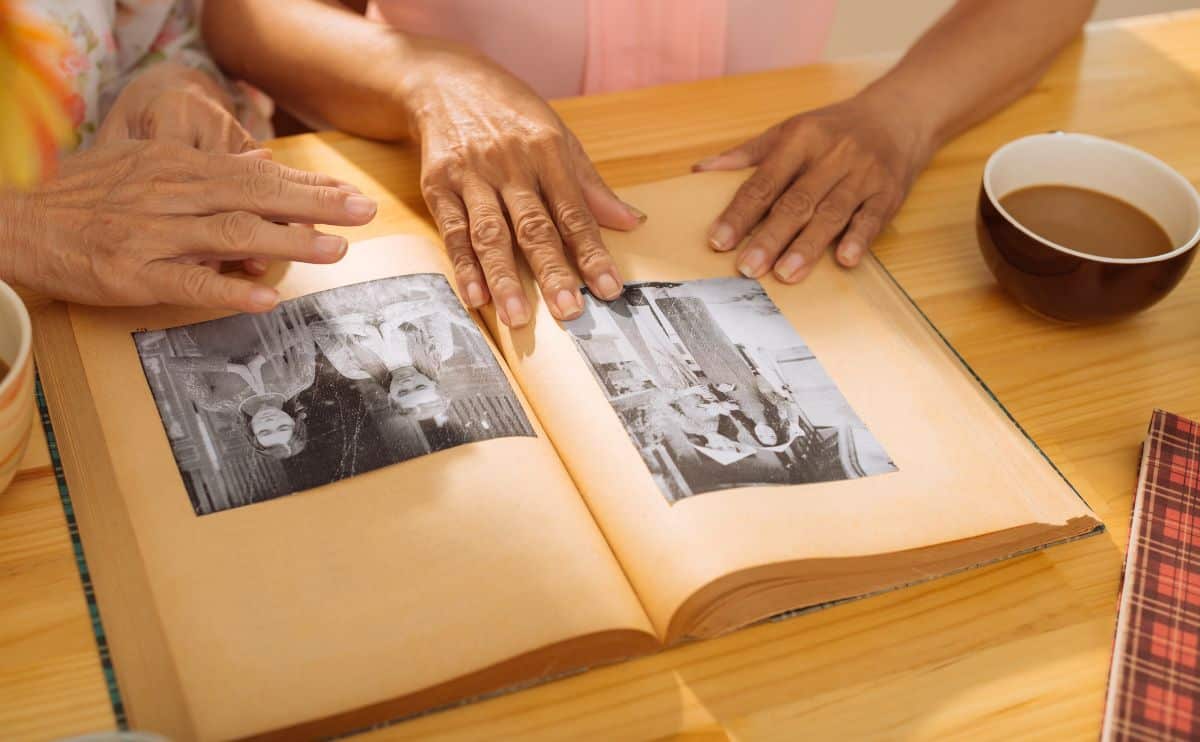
[201,0,421,140]
[698,0,1096,282]
[202,0,644,328]
[868,0,1096,149]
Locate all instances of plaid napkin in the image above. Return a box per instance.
[1102,410,1200,741]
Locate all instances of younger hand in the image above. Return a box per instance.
[1,140,377,312]
[695,92,932,283]
[96,61,257,153]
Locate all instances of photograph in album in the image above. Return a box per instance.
[134,274,534,515]
[564,277,896,503]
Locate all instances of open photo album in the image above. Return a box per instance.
[35,171,1103,740]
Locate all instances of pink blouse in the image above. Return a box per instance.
[368,0,836,99]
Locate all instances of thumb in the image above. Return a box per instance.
[693,127,779,172]
[568,134,645,231]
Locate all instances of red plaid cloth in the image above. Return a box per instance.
[1103,410,1200,741]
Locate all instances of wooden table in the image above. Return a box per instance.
[4,11,1199,741]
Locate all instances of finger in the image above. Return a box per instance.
[693,126,780,172]
[185,213,349,263]
[501,183,584,323]
[735,157,846,278]
[707,144,807,253]
[197,149,356,192]
[141,261,279,313]
[566,133,643,230]
[836,195,892,268]
[424,185,490,310]
[192,96,256,154]
[167,175,377,226]
[773,183,864,284]
[464,180,527,324]
[239,148,274,161]
[242,258,269,276]
[540,159,623,300]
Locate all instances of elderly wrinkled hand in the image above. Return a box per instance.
[405,47,645,327]
[96,61,258,154]
[0,140,377,312]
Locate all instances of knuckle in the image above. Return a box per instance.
[470,213,508,246]
[243,173,285,204]
[514,213,558,246]
[420,159,457,189]
[533,261,574,288]
[738,175,777,207]
[246,157,275,177]
[439,214,470,246]
[218,211,261,250]
[816,196,853,223]
[451,252,480,278]
[575,244,613,276]
[773,189,817,221]
[528,126,566,152]
[475,245,513,274]
[554,203,595,237]
[855,210,884,232]
[178,268,214,302]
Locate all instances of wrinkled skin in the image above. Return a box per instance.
[0,140,376,312]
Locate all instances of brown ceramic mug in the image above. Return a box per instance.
[977,132,1199,322]
[0,279,34,494]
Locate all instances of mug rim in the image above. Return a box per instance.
[0,280,32,401]
[982,131,1200,265]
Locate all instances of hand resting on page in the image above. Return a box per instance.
[0,140,377,312]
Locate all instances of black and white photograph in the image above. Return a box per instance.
[134,274,534,516]
[563,277,896,503]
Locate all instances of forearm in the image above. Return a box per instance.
[0,193,36,286]
[864,0,1095,152]
[202,0,446,140]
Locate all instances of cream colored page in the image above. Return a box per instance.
[486,171,1096,636]
[72,236,653,740]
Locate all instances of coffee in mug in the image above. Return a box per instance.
[999,185,1174,260]
[977,132,1200,322]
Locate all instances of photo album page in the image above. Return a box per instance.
[59,235,656,740]
[37,169,1100,738]
[481,171,1100,641]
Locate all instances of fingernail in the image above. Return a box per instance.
[623,201,647,224]
[554,289,583,320]
[693,156,720,171]
[344,195,377,220]
[240,148,273,159]
[249,287,278,310]
[775,253,805,282]
[314,234,347,259]
[245,258,268,274]
[839,241,865,266]
[337,183,363,194]
[466,281,487,308]
[505,295,529,327]
[738,248,767,278]
[595,272,622,300]
[709,222,735,252]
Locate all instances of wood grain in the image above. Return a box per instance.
[3,12,1199,740]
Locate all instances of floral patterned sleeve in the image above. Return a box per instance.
[28,0,273,150]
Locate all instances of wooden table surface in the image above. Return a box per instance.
[4,11,1200,741]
